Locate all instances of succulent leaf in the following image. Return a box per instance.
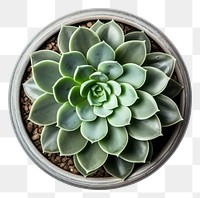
[68,86,84,106]
[23,77,44,101]
[117,63,146,89]
[32,60,61,93]
[87,41,115,67]
[141,66,170,96]
[97,82,111,95]
[104,155,134,179]
[93,105,113,118]
[125,31,151,53]
[41,124,59,153]
[57,129,88,155]
[96,20,124,50]
[89,71,108,82]
[115,41,146,65]
[69,27,100,56]
[155,94,183,127]
[80,79,96,97]
[103,94,118,109]
[90,20,104,32]
[99,124,128,156]
[77,143,108,173]
[143,52,176,77]
[130,90,159,120]
[127,115,162,141]
[59,51,87,77]
[87,90,107,106]
[57,102,81,131]
[58,25,77,53]
[29,93,61,125]
[107,80,121,96]
[31,50,61,65]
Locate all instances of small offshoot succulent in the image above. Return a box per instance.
[23,20,183,179]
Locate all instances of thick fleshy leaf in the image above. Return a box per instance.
[117,63,146,89]
[23,78,44,101]
[57,25,77,53]
[74,65,96,84]
[89,71,108,82]
[93,105,113,118]
[32,60,61,93]
[115,41,146,65]
[125,31,151,53]
[57,129,87,155]
[53,77,78,103]
[104,155,134,179]
[97,82,111,95]
[127,115,162,141]
[130,90,159,120]
[96,20,124,50]
[90,20,104,32]
[103,94,118,109]
[107,80,121,96]
[69,27,100,56]
[81,117,108,143]
[57,102,81,131]
[162,79,183,98]
[77,143,108,173]
[80,80,95,97]
[87,90,106,106]
[59,52,87,77]
[155,94,183,127]
[120,138,149,163]
[141,66,170,96]
[68,86,84,106]
[118,83,138,106]
[31,50,61,65]
[143,52,176,77]
[108,106,132,127]
[87,41,115,67]
[76,100,97,121]
[29,94,61,125]
[41,125,59,153]
[99,125,128,156]
[98,61,123,80]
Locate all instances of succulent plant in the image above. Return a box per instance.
[23,20,183,179]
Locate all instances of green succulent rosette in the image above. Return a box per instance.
[23,20,183,179]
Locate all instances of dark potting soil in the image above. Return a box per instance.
[20,20,177,178]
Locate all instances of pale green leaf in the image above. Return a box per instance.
[90,20,104,32]
[87,90,106,106]
[107,80,121,96]
[80,79,95,97]
[68,86,84,106]
[97,82,111,95]
[103,94,118,109]
[89,71,108,82]
[93,105,113,118]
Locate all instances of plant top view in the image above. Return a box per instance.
[23,20,183,179]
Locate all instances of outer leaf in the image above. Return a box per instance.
[103,94,118,109]
[57,129,87,155]
[127,115,162,141]
[130,90,159,120]
[141,66,170,96]
[104,155,134,180]
[23,77,44,101]
[98,61,123,80]
[80,79,95,97]
[99,125,128,156]
[68,86,84,106]
[117,63,146,89]
[57,102,81,131]
[155,94,183,127]
[143,52,176,77]
[87,41,115,68]
[69,27,100,56]
[31,50,61,65]
[81,117,108,143]
[57,25,77,53]
[53,77,78,103]
[115,41,146,65]
[118,83,138,106]
[89,71,108,82]
[74,65,96,84]
[120,138,149,163]
[146,141,153,163]
[90,20,104,32]
[108,106,132,127]
[107,80,121,96]
[32,60,61,93]
[93,105,113,118]
[76,100,97,121]
[59,51,87,77]
[96,20,124,50]
[125,31,151,53]
[41,125,59,153]
[77,143,108,173]
[29,93,61,125]
[162,79,183,98]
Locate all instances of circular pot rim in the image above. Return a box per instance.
[9,8,192,190]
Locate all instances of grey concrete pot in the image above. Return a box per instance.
[9,9,191,189]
